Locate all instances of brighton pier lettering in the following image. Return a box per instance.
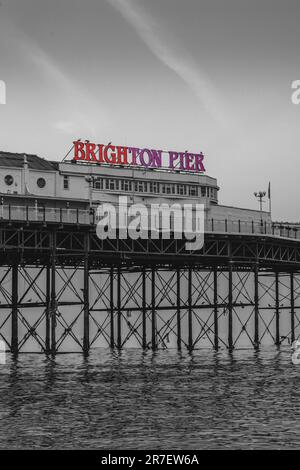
[73,141,205,173]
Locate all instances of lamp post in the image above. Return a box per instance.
[254,191,266,233]
[85,175,96,225]
[85,176,94,210]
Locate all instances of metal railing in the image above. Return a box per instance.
[0,204,299,240]
[0,205,93,225]
[204,219,300,240]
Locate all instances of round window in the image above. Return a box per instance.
[37,177,46,188]
[4,175,14,186]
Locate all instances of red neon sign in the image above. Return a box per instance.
[73,141,205,173]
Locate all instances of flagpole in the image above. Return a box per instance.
[268,182,272,216]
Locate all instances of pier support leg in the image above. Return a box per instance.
[50,236,56,355]
[254,263,259,349]
[117,267,121,349]
[213,268,219,350]
[151,267,156,350]
[45,263,51,354]
[290,272,295,344]
[110,267,114,349]
[142,267,147,349]
[275,271,280,346]
[83,234,90,354]
[177,268,181,351]
[188,267,193,351]
[11,261,18,354]
[228,261,233,350]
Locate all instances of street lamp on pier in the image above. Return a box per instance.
[254,191,266,232]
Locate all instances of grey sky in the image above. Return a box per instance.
[0,0,299,219]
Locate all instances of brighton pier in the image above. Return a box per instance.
[0,148,299,355]
[73,140,206,172]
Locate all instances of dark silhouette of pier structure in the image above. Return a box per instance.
[1,206,300,354]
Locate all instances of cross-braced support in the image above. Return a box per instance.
[2,260,300,354]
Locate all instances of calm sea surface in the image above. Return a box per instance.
[0,347,299,449]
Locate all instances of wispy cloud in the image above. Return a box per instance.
[54,121,75,135]
[20,38,100,138]
[0,19,109,139]
[106,0,234,131]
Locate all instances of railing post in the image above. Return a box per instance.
[90,208,95,225]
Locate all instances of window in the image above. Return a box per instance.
[63,175,69,190]
[211,188,217,200]
[150,182,159,193]
[37,177,46,188]
[201,187,206,197]
[109,179,117,190]
[189,185,198,197]
[134,181,147,192]
[121,179,132,191]
[177,184,186,195]
[162,184,172,194]
[93,178,103,190]
[4,175,13,186]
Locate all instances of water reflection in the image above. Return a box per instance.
[0,347,299,449]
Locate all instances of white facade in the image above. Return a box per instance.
[0,152,270,223]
